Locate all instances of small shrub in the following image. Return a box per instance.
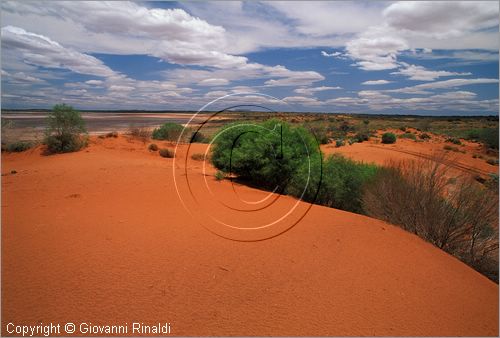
[381,132,396,144]
[44,104,87,153]
[6,141,33,152]
[446,137,462,145]
[486,158,499,166]
[128,126,151,143]
[159,148,174,158]
[148,143,158,151]
[152,123,184,141]
[419,133,431,140]
[191,153,205,161]
[106,131,118,138]
[215,170,225,181]
[190,131,209,143]
[354,132,369,143]
[399,132,416,140]
[443,145,459,152]
[335,139,345,147]
[399,126,407,132]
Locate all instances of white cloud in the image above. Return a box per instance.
[1,26,116,77]
[198,78,230,87]
[283,96,322,106]
[362,80,392,85]
[345,26,409,70]
[384,1,498,39]
[321,51,342,58]
[387,78,499,94]
[294,86,342,95]
[391,63,471,81]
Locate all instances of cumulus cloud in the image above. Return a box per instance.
[1,26,116,77]
[384,1,498,39]
[198,78,230,86]
[387,78,499,94]
[294,86,342,95]
[362,80,392,85]
[391,63,471,81]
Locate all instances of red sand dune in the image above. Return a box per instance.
[322,130,498,178]
[1,136,498,336]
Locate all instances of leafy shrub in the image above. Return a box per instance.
[215,170,225,181]
[363,157,499,282]
[399,132,416,140]
[354,132,369,143]
[159,148,174,158]
[381,132,396,144]
[190,131,209,143]
[45,104,87,153]
[191,153,205,161]
[152,123,184,141]
[6,141,33,152]
[419,133,431,140]
[211,119,320,190]
[148,143,158,151]
[287,154,379,213]
[335,139,345,147]
[446,137,462,145]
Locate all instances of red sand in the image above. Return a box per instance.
[2,136,498,336]
[322,130,498,178]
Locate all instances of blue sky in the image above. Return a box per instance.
[1,1,499,115]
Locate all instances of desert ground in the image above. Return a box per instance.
[2,132,498,336]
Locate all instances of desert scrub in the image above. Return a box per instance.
[159,148,174,158]
[354,132,369,143]
[191,153,205,161]
[152,123,184,141]
[399,132,416,140]
[486,158,499,166]
[214,170,225,181]
[335,139,345,147]
[446,137,462,145]
[106,131,118,138]
[419,133,431,140]
[128,126,151,143]
[443,145,459,152]
[211,119,320,190]
[148,143,158,151]
[287,154,379,213]
[381,132,396,144]
[45,104,87,153]
[6,141,33,152]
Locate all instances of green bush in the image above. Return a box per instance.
[287,154,379,213]
[148,143,158,151]
[190,131,209,143]
[399,132,416,140]
[381,132,396,144]
[419,133,431,140]
[152,123,184,141]
[335,139,345,147]
[465,128,499,149]
[6,141,33,152]
[45,104,87,153]
[211,119,320,190]
[354,132,369,143]
[159,148,174,158]
[446,137,462,145]
[215,170,225,181]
